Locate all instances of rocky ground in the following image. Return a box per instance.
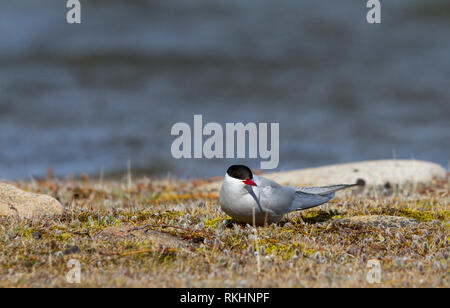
[0,162,448,287]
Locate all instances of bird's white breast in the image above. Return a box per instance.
[219,174,286,224]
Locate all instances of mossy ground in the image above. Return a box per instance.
[0,175,448,287]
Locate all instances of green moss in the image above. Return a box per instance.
[136,210,153,222]
[205,217,223,229]
[379,207,449,223]
[438,210,450,221]
[110,218,123,227]
[258,240,295,260]
[398,209,434,222]
[220,233,246,250]
[302,248,319,256]
[416,200,434,210]
[57,233,71,241]
[18,227,35,239]
[275,227,295,237]
[157,210,184,220]
[301,210,339,224]
[77,212,94,223]
[256,239,317,260]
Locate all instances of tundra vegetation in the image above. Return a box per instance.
[0,174,448,287]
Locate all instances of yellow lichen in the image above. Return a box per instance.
[395,209,442,222]
[57,233,71,241]
[301,210,340,224]
[205,217,225,229]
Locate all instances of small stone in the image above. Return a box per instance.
[0,183,63,218]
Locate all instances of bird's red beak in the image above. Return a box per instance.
[243,179,257,186]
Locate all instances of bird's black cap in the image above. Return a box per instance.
[226,165,253,180]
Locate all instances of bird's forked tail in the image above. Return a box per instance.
[290,181,363,211]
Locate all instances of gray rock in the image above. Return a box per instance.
[0,183,63,218]
[333,215,420,229]
[200,160,446,194]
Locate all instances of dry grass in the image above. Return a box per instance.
[0,175,448,287]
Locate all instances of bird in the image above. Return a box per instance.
[219,165,362,225]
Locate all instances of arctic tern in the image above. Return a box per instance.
[219,165,361,225]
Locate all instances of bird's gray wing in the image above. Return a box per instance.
[253,176,295,215]
[296,184,358,195]
[290,191,335,211]
[290,183,359,211]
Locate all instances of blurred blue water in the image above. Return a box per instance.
[0,0,449,179]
